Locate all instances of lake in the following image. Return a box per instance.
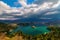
[10,25,50,36]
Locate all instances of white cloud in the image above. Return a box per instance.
[0,1,11,9]
[0,18,19,20]
[0,1,55,15]
[18,0,27,7]
[52,0,60,8]
[0,0,60,20]
[45,11,59,15]
[33,2,53,12]
[44,0,60,15]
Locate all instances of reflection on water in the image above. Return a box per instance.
[10,26,50,36]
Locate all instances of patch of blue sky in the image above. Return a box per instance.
[2,0,22,7]
[2,0,35,7]
[27,0,34,4]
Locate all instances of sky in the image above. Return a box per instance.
[1,0,34,7]
[0,0,60,21]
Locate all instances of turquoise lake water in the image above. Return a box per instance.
[10,26,50,36]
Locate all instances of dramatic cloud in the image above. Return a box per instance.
[34,0,58,5]
[52,0,60,8]
[18,0,27,7]
[0,0,60,20]
[0,18,19,20]
[0,1,11,9]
